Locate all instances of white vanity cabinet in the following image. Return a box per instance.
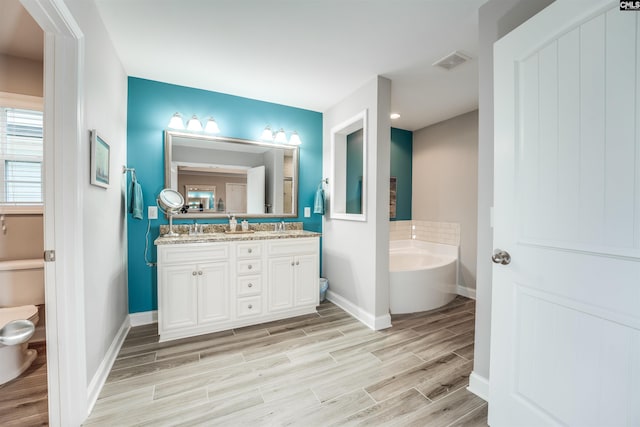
[157,243,231,339]
[156,234,319,342]
[267,239,319,312]
[235,242,263,319]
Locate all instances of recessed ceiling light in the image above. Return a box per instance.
[390,113,401,120]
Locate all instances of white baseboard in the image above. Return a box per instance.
[457,285,476,300]
[467,371,489,402]
[86,316,130,415]
[326,290,391,330]
[129,310,157,326]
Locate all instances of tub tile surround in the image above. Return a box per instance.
[390,220,461,246]
[389,220,412,241]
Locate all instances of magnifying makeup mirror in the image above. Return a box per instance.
[157,188,185,236]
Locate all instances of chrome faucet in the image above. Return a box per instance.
[190,220,202,235]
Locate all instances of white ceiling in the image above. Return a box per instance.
[95,0,487,131]
[1,0,487,131]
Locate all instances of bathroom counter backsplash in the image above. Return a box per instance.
[155,222,320,245]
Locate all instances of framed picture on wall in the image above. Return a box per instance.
[90,129,110,189]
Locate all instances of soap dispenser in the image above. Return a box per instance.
[241,219,249,232]
[228,215,237,232]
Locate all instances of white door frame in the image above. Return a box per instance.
[20,1,87,426]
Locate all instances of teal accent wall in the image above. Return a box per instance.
[390,127,413,221]
[346,129,364,214]
[127,77,323,313]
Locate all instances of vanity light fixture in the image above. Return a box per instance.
[274,128,287,143]
[261,125,274,141]
[261,125,301,145]
[204,117,220,134]
[288,131,302,146]
[186,115,203,132]
[168,112,185,129]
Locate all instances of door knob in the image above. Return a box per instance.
[492,249,511,265]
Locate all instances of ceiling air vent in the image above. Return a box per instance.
[432,51,472,71]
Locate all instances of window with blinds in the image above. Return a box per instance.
[0,107,44,205]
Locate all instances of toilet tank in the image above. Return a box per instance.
[0,259,45,307]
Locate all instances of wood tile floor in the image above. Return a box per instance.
[85,297,488,426]
[0,342,49,426]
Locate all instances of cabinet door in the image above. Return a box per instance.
[267,256,294,312]
[294,254,319,306]
[197,261,231,325]
[159,264,198,332]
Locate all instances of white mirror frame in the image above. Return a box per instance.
[329,109,367,221]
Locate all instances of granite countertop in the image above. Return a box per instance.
[154,229,321,245]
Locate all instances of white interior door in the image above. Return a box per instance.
[225,183,246,213]
[491,1,640,426]
[247,165,265,214]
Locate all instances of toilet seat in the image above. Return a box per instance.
[0,305,39,329]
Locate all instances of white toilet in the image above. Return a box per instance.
[0,259,44,385]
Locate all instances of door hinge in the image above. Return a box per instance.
[44,250,56,262]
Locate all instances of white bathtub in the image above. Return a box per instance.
[389,240,458,314]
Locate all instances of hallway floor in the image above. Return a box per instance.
[0,341,49,426]
[85,297,487,426]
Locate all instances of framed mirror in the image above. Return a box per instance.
[164,130,298,218]
[330,109,367,221]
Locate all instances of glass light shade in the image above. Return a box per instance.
[288,131,302,146]
[274,128,287,143]
[204,117,220,134]
[261,125,274,141]
[186,115,203,131]
[168,112,184,129]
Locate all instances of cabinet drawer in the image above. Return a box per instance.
[160,244,229,264]
[236,296,262,317]
[237,275,262,297]
[237,259,261,275]
[237,242,262,259]
[268,238,318,256]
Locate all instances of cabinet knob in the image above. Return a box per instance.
[198,271,203,275]
[248,304,253,309]
[248,283,253,288]
[192,271,197,276]
[296,261,299,266]
[248,264,253,270]
[248,248,252,253]
[291,262,295,266]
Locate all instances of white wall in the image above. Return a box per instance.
[322,76,391,328]
[473,0,555,389]
[412,110,478,291]
[64,0,129,387]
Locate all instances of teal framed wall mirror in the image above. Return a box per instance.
[329,109,367,221]
[164,130,299,218]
